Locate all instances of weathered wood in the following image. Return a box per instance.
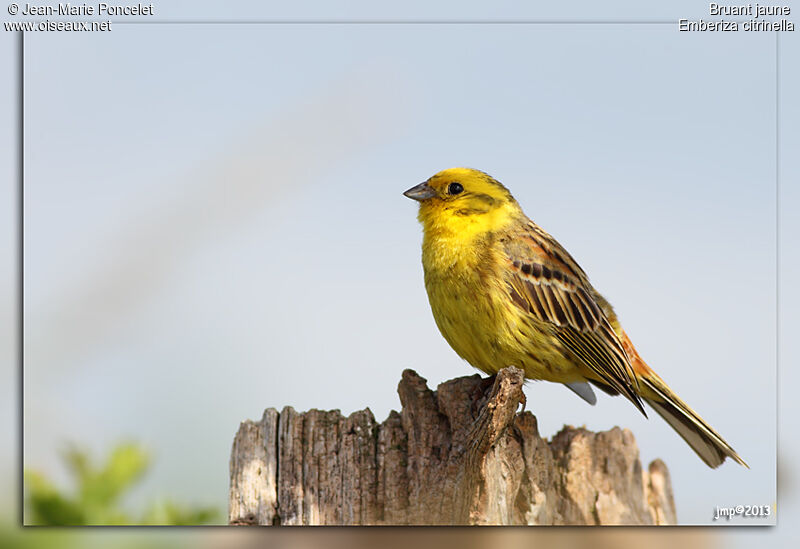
[229,367,677,525]
[229,408,278,525]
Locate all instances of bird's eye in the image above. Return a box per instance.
[448,182,464,195]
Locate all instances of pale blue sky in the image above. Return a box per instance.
[1,0,798,538]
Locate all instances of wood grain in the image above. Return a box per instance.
[229,367,676,525]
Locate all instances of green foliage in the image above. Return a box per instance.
[0,525,81,549]
[24,443,219,526]
[140,501,219,526]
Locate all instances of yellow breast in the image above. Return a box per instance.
[420,229,579,381]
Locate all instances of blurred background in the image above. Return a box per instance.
[1,0,798,546]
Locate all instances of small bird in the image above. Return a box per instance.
[404,167,746,468]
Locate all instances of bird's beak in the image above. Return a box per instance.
[403,182,437,202]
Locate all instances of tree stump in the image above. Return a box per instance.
[228,367,677,525]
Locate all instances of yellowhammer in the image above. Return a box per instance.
[404,167,746,468]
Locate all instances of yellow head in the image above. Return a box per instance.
[403,168,521,238]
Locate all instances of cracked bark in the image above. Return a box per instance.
[228,367,677,525]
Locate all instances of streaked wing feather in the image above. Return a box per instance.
[502,228,645,414]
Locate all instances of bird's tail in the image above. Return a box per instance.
[592,297,747,469]
[608,319,748,469]
[637,368,748,469]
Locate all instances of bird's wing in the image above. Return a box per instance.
[501,224,646,415]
